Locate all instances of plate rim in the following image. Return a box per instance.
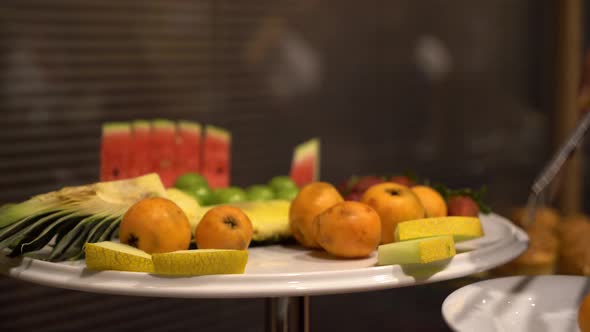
[441,274,590,332]
[1,213,529,298]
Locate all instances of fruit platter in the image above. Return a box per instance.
[0,213,526,298]
[0,120,528,299]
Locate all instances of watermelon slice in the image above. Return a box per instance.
[151,119,177,187]
[100,119,229,188]
[100,122,131,181]
[128,120,152,178]
[289,138,320,187]
[201,125,231,189]
[175,120,202,177]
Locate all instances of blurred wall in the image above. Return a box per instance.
[0,1,559,331]
[0,0,553,208]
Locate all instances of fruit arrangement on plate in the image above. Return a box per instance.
[0,119,491,278]
[288,179,486,265]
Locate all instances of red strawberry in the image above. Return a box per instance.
[447,196,480,217]
[344,191,362,201]
[352,176,385,194]
[389,175,416,187]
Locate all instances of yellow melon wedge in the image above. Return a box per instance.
[85,241,154,273]
[378,235,456,265]
[152,249,248,276]
[394,216,484,242]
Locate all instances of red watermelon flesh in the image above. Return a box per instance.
[201,125,231,189]
[100,122,131,181]
[175,120,202,177]
[289,138,320,187]
[151,119,177,187]
[128,120,152,178]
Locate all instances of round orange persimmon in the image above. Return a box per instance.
[119,197,192,254]
[289,182,344,249]
[411,185,448,217]
[314,201,381,258]
[361,182,426,244]
[195,205,253,250]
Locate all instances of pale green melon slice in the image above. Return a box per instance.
[378,235,456,265]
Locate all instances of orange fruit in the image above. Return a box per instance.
[289,182,344,248]
[119,197,192,254]
[579,293,590,332]
[511,206,560,231]
[314,201,381,258]
[361,182,426,244]
[411,185,447,217]
[195,205,253,250]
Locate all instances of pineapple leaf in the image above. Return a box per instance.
[0,211,56,243]
[48,215,103,262]
[1,211,70,250]
[98,217,122,242]
[69,216,119,261]
[12,214,85,258]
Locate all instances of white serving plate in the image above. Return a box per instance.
[442,275,590,332]
[0,213,527,299]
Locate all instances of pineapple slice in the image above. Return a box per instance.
[165,188,201,235]
[197,200,292,243]
[0,173,167,261]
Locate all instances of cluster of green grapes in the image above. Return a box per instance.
[173,173,299,206]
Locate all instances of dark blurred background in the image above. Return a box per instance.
[0,1,587,331]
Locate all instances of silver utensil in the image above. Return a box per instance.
[525,110,590,227]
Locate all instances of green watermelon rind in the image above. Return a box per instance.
[205,125,232,141]
[102,122,131,135]
[293,138,319,162]
[178,120,202,133]
[131,120,150,131]
[152,119,176,131]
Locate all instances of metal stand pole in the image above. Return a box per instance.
[265,296,310,332]
[555,0,583,214]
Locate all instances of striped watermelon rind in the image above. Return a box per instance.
[152,119,176,130]
[204,125,231,141]
[103,122,131,134]
[178,120,202,133]
[132,119,150,130]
